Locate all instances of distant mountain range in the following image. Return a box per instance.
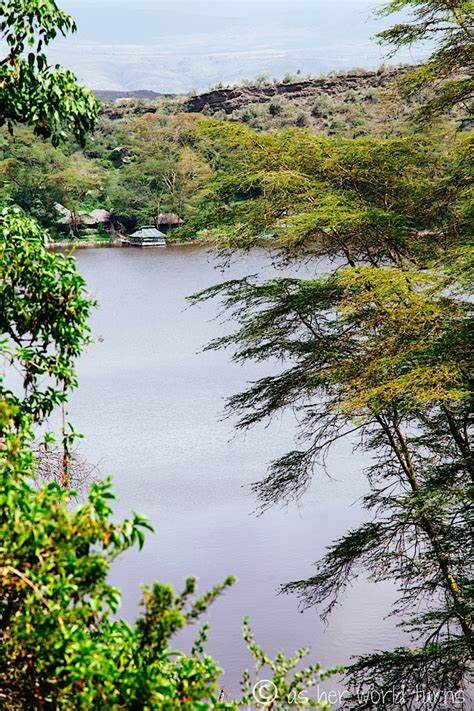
[57,1,428,94]
[93,89,173,101]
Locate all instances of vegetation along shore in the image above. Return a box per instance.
[3,63,461,249]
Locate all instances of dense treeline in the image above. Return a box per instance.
[1,58,468,242]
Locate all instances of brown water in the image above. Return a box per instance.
[68,246,401,697]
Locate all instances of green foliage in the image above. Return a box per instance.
[4,61,467,242]
[185,119,472,265]
[0,207,94,423]
[0,129,104,237]
[0,129,64,229]
[2,68,444,241]
[192,256,473,702]
[0,0,99,145]
[187,39,473,701]
[105,113,210,230]
[0,401,237,709]
[240,618,342,709]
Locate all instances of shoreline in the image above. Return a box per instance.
[46,237,212,251]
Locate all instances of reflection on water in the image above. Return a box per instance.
[68,246,402,697]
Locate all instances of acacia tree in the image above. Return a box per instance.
[188,4,473,706]
[0,129,67,228]
[192,259,473,706]
[377,0,474,120]
[50,158,103,234]
[183,117,471,263]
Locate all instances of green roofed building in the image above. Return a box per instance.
[123,226,167,247]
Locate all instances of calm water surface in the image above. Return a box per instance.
[68,246,402,697]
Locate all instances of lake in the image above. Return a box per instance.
[69,246,402,700]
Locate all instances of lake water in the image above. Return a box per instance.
[69,246,402,700]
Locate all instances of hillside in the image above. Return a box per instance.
[98,66,414,137]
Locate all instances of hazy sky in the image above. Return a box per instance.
[52,1,423,92]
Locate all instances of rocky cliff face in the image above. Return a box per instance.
[182,67,410,115]
[97,66,413,134]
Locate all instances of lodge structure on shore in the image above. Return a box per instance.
[122,214,184,247]
[122,226,167,247]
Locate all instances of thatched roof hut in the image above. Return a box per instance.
[55,204,111,228]
[58,210,95,227]
[89,209,111,224]
[156,213,184,231]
